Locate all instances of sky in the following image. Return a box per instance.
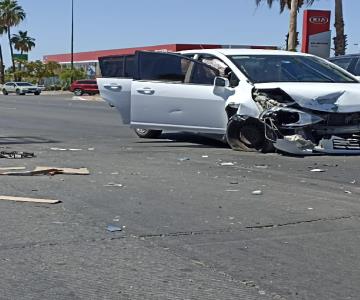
[1,0,359,67]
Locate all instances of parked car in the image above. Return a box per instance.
[98,49,360,155]
[70,79,99,96]
[2,82,42,95]
[329,54,360,80]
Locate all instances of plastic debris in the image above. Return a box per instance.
[106,224,122,232]
[344,190,352,194]
[177,157,190,161]
[310,168,326,172]
[251,190,263,195]
[220,162,235,166]
[0,151,35,159]
[0,195,60,204]
[202,155,209,158]
[104,183,123,187]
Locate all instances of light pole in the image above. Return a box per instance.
[70,0,74,83]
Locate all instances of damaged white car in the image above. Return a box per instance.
[98,49,360,155]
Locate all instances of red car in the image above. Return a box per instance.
[70,80,99,96]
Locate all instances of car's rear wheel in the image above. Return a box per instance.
[16,89,21,95]
[34,92,40,95]
[74,89,83,96]
[2,89,8,95]
[134,128,162,139]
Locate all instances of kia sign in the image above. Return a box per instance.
[302,10,331,58]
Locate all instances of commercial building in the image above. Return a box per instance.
[43,43,277,78]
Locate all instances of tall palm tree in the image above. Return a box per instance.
[0,25,6,84]
[256,0,315,51]
[333,0,346,56]
[0,0,25,74]
[11,30,35,72]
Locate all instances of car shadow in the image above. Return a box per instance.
[0,136,60,145]
[136,132,229,149]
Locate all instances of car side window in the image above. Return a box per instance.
[136,52,191,83]
[197,54,239,87]
[354,59,360,76]
[189,62,218,85]
[124,55,135,78]
[99,55,125,78]
[330,57,353,71]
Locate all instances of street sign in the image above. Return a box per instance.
[302,10,331,58]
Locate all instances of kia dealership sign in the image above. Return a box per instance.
[301,10,331,58]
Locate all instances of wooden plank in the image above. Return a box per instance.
[34,167,90,175]
[0,195,61,204]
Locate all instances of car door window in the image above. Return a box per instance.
[330,57,353,71]
[189,62,218,85]
[354,59,360,76]
[124,55,135,78]
[99,56,125,77]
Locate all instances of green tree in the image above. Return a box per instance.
[256,0,315,51]
[59,68,86,89]
[0,0,25,75]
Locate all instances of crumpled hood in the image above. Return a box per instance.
[254,82,360,113]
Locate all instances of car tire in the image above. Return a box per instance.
[226,115,274,153]
[2,89,8,95]
[16,89,21,95]
[134,128,162,139]
[34,92,40,95]
[74,89,83,96]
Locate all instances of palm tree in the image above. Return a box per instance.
[333,0,346,56]
[11,30,35,72]
[256,0,315,51]
[0,25,6,83]
[0,0,25,74]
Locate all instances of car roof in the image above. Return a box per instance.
[180,48,314,57]
[329,53,360,60]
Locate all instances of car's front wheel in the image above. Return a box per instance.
[134,128,162,139]
[2,89,8,95]
[73,89,83,96]
[34,91,40,95]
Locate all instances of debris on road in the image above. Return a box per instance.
[0,167,90,176]
[178,157,190,161]
[344,190,352,194]
[104,183,123,187]
[220,162,235,166]
[0,195,60,204]
[202,155,209,158]
[254,164,268,169]
[310,168,326,172]
[0,166,26,171]
[106,224,122,232]
[0,151,35,159]
[50,147,67,151]
[251,190,263,195]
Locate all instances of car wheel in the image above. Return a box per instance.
[2,89,8,95]
[134,128,162,139]
[74,89,83,96]
[226,115,274,153]
[16,89,21,95]
[34,92,40,95]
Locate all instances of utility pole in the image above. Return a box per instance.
[70,0,74,83]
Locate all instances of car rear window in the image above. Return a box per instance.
[99,55,135,78]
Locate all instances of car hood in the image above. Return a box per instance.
[254,82,360,113]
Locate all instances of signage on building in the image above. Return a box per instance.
[301,10,331,58]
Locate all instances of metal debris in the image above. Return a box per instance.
[104,183,123,187]
[220,162,235,166]
[251,190,263,195]
[0,151,35,159]
[178,157,190,161]
[0,195,60,204]
[106,224,122,232]
[310,168,326,172]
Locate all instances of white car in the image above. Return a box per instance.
[2,82,42,95]
[98,49,360,155]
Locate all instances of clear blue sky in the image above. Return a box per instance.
[1,0,359,66]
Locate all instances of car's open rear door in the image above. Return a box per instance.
[97,55,135,124]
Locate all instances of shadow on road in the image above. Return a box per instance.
[0,136,60,145]
[136,132,229,149]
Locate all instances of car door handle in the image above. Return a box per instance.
[136,88,155,95]
[104,84,122,91]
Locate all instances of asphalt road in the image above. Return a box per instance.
[0,94,359,300]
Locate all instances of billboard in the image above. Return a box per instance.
[301,10,331,58]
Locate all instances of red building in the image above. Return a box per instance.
[43,43,277,78]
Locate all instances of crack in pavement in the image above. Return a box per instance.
[0,214,357,252]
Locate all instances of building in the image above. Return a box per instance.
[43,43,277,78]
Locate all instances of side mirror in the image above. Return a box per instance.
[214,76,230,88]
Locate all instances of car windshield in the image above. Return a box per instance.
[228,55,357,83]
[16,82,33,86]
